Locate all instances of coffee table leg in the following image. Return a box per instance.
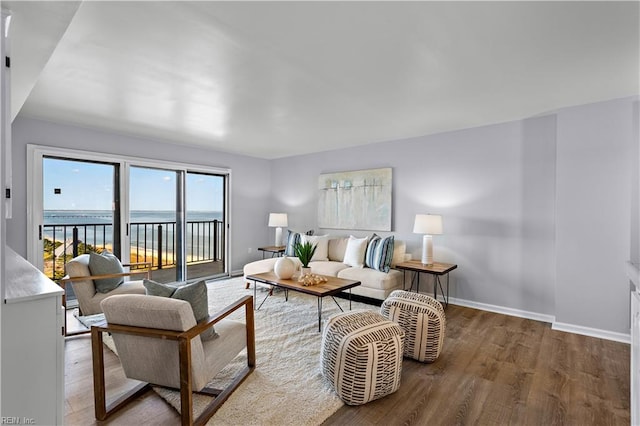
[317,297,322,332]
[330,296,344,312]
[254,280,272,310]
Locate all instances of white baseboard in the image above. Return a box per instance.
[230,269,244,277]
[552,322,631,344]
[447,296,631,344]
[447,296,556,324]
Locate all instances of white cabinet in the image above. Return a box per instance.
[2,248,64,425]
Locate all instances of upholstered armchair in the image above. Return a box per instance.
[59,253,151,336]
[92,294,255,425]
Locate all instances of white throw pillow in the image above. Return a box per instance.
[343,235,369,268]
[300,234,329,261]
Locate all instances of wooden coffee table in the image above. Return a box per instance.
[246,271,361,331]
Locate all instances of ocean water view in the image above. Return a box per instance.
[44,209,223,225]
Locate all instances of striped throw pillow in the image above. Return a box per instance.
[365,234,395,273]
[284,230,301,256]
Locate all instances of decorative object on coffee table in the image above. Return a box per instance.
[294,241,316,276]
[298,273,328,286]
[320,310,404,405]
[381,290,445,363]
[274,256,295,279]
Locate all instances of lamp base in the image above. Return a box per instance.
[421,234,434,265]
[275,227,283,247]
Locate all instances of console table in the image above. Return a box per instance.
[394,260,457,308]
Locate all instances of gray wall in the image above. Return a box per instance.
[271,96,638,335]
[271,115,558,318]
[555,98,635,332]
[9,117,272,273]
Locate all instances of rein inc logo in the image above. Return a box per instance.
[1,418,35,425]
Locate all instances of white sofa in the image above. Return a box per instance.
[243,236,409,300]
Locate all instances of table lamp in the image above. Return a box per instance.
[413,214,443,265]
[268,213,288,246]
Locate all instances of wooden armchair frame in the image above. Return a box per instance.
[59,262,152,337]
[91,295,255,426]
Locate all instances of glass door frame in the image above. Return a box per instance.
[27,144,231,281]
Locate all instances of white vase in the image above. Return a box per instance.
[300,266,312,276]
[274,256,295,279]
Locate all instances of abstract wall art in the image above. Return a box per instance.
[318,167,392,231]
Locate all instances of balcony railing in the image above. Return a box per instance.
[43,219,225,281]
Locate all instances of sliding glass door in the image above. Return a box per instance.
[186,171,226,281]
[29,145,230,285]
[41,157,120,281]
[128,166,178,283]
[127,168,227,283]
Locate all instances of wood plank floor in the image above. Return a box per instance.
[64,304,630,425]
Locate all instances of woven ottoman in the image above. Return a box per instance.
[381,290,445,363]
[320,310,404,405]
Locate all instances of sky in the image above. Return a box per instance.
[43,158,224,212]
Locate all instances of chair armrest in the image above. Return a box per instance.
[60,269,151,284]
[93,296,255,342]
[186,295,255,339]
[92,321,185,341]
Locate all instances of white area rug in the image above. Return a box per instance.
[148,276,378,425]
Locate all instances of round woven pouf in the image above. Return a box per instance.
[380,290,445,363]
[320,310,404,405]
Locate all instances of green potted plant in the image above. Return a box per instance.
[294,241,316,276]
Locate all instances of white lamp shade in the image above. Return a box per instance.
[413,214,443,235]
[268,213,288,228]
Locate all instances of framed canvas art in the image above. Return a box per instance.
[318,167,392,231]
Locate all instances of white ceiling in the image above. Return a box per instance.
[5,1,639,159]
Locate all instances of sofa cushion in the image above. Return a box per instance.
[301,234,329,261]
[89,251,125,293]
[309,260,351,277]
[365,235,395,273]
[343,236,369,268]
[338,267,404,291]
